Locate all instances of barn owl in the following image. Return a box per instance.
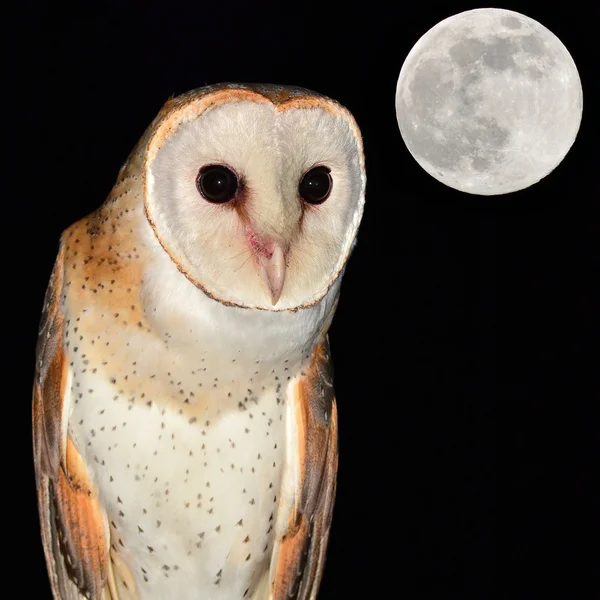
[33,82,366,600]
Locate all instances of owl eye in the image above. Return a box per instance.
[299,166,332,205]
[196,165,238,204]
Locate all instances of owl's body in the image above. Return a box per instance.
[58,188,338,598]
[33,84,364,599]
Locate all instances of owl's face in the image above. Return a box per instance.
[143,85,365,311]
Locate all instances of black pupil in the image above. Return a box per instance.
[197,165,238,203]
[300,166,332,204]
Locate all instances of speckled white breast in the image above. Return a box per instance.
[67,319,303,599]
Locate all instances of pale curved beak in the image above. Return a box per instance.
[257,243,286,305]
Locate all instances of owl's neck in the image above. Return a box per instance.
[139,221,339,370]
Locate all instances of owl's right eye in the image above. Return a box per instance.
[196,165,238,204]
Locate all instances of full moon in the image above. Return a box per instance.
[395,8,583,195]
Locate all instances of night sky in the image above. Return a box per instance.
[10,1,598,597]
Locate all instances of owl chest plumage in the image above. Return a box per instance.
[67,328,295,599]
[58,205,326,598]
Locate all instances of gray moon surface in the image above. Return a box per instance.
[395,8,583,195]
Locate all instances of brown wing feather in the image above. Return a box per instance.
[32,243,112,600]
[271,339,339,600]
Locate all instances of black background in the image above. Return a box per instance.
[10,1,598,598]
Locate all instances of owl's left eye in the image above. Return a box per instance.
[196,165,238,204]
[299,166,332,205]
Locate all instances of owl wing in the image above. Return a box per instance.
[32,244,115,600]
[270,338,339,600]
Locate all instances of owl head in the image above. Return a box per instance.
[142,83,365,311]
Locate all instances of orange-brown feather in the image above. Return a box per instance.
[271,339,339,600]
[33,245,111,600]
[53,438,109,596]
